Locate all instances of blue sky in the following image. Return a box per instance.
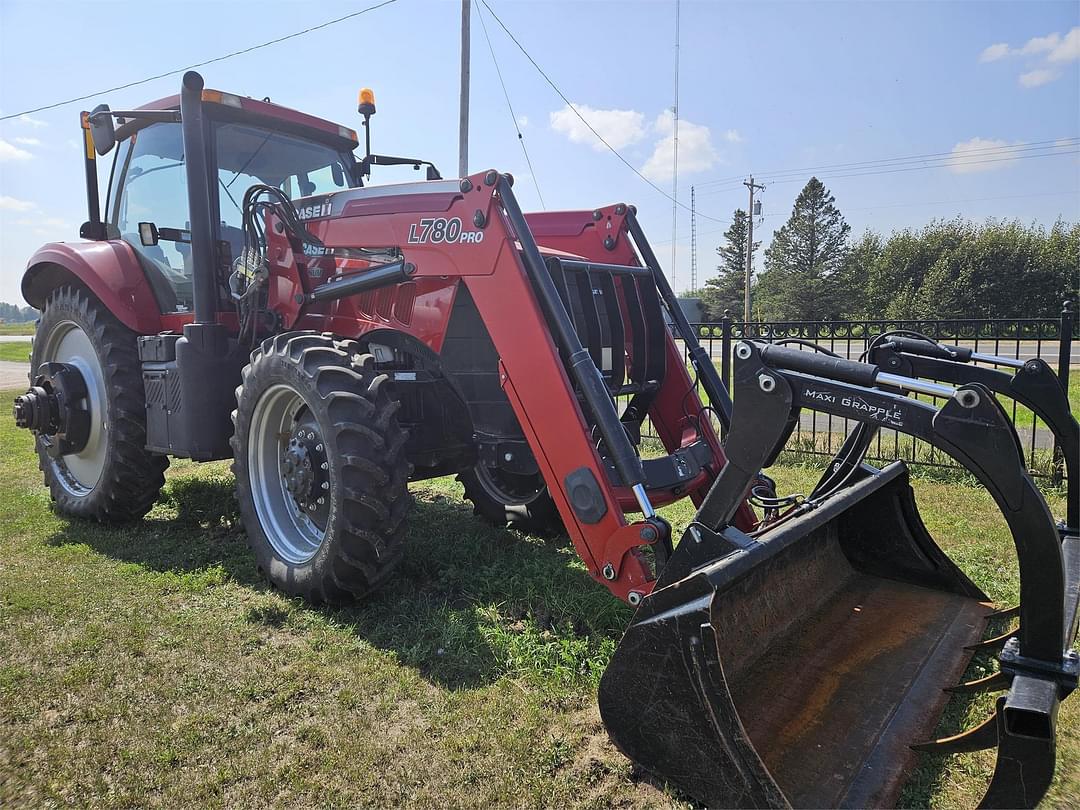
[0,0,1077,304]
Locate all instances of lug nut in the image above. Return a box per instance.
[592,210,603,221]
[473,210,486,228]
[614,203,626,215]
[460,178,473,193]
[603,236,616,250]
[640,524,658,542]
[484,170,498,186]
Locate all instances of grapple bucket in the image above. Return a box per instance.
[599,341,1079,808]
[600,463,989,808]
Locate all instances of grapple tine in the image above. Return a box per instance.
[964,628,1017,652]
[910,707,1000,754]
[986,604,1020,621]
[945,670,1011,694]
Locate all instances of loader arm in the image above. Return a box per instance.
[272,171,754,602]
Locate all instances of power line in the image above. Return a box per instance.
[760,148,1080,187]
[695,138,1080,191]
[0,0,400,122]
[476,1,545,208]
[694,146,1080,201]
[479,0,729,224]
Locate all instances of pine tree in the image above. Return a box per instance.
[699,209,759,319]
[755,177,850,320]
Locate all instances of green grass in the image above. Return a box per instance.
[0,341,31,362]
[0,322,35,336]
[0,387,1075,808]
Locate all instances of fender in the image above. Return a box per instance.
[22,241,164,335]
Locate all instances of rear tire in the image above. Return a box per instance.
[231,332,412,602]
[31,286,167,521]
[458,464,565,535]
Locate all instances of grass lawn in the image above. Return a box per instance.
[0,341,31,363]
[0,322,36,336]
[0,385,1075,808]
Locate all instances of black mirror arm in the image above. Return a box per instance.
[358,153,442,180]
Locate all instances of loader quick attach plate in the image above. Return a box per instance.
[599,463,993,809]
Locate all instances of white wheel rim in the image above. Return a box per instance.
[248,384,327,564]
[39,320,107,495]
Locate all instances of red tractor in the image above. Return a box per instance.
[12,72,1078,807]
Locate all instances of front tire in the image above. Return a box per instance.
[231,332,412,602]
[30,286,167,521]
[458,464,565,535]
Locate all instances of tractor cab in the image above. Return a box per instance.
[86,92,359,314]
[84,87,438,315]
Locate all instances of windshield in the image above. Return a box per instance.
[215,122,354,253]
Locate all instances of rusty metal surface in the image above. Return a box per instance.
[728,573,989,808]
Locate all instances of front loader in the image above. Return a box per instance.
[12,71,1077,807]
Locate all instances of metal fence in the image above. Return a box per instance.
[673,302,1077,481]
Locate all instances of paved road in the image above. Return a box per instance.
[0,361,29,388]
[792,410,1055,450]
[680,338,1080,365]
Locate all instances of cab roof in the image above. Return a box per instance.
[135,89,360,151]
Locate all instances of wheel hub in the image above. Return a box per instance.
[280,426,328,513]
[13,362,90,457]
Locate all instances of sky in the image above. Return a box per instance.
[0,0,1078,305]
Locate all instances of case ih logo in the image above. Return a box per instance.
[295,201,333,221]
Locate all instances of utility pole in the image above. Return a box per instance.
[669,0,681,289]
[690,186,697,291]
[459,0,471,179]
[743,175,765,323]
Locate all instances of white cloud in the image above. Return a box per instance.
[948,137,1023,173]
[0,139,32,161]
[549,103,646,151]
[722,129,744,143]
[0,195,36,211]
[1019,32,1061,55]
[641,110,719,182]
[1019,69,1059,88]
[516,114,529,129]
[979,42,1010,62]
[18,113,47,128]
[978,27,1079,87]
[12,136,40,146]
[1048,27,1080,63]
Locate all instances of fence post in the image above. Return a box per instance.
[1052,300,1073,486]
[1057,300,1073,395]
[720,309,732,394]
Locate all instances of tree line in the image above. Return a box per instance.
[692,177,1078,322]
[0,302,37,323]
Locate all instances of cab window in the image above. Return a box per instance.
[109,123,193,313]
[215,122,353,260]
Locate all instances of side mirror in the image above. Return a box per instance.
[138,222,159,247]
[331,162,345,187]
[88,104,115,156]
